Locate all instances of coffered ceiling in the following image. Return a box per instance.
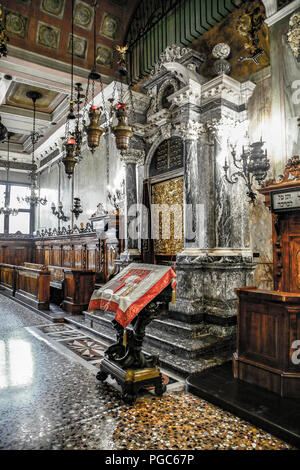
[0,0,142,168]
[1,0,140,77]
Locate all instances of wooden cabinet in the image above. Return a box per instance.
[234,157,300,398]
[235,288,300,397]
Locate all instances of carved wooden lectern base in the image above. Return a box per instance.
[96,299,168,404]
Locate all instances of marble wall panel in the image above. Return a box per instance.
[269,10,300,176]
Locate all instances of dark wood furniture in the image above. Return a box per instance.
[23,263,96,314]
[15,265,50,310]
[61,268,95,314]
[0,263,17,295]
[234,156,300,398]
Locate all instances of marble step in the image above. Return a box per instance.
[83,310,234,360]
[65,315,233,377]
[86,309,210,339]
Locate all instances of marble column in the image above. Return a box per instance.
[118,148,145,266]
[169,122,209,321]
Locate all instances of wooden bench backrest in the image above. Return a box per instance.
[24,262,46,270]
[48,265,65,282]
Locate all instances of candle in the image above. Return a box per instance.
[67,139,75,145]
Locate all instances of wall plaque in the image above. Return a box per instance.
[149,137,183,177]
[271,188,300,212]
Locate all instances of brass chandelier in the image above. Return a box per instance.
[62,1,136,179]
[17,91,47,206]
[111,45,134,151]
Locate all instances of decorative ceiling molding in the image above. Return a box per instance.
[265,0,300,26]
[6,45,113,84]
[261,0,277,18]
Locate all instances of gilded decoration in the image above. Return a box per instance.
[191,0,270,80]
[96,44,113,68]
[262,155,300,187]
[74,0,94,31]
[151,177,184,256]
[4,9,28,39]
[37,22,60,49]
[40,0,65,19]
[67,33,88,59]
[100,12,120,41]
[287,12,300,62]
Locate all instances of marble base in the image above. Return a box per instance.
[170,252,255,328]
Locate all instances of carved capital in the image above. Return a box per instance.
[174,121,203,140]
[120,149,145,166]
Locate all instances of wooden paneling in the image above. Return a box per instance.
[0,263,17,295]
[0,239,34,266]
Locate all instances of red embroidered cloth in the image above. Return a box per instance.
[88,263,176,328]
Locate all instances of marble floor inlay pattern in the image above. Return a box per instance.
[0,293,295,450]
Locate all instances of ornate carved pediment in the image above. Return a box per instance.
[150,44,194,76]
[262,155,300,188]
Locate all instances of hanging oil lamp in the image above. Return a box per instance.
[85,105,104,153]
[111,45,135,151]
[62,138,77,179]
[112,102,133,150]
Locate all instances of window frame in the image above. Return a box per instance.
[0,180,33,235]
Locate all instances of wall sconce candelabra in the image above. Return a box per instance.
[71,197,83,220]
[51,201,69,221]
[224,138,270,203]
[107,179,125,211]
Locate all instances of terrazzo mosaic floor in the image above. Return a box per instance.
[0,293,296,450]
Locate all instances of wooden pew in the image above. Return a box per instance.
[21,263,96,314]
[24,262,45,270]
[0,263,17,295]
[15,266,50,310]
[62,268,95,314]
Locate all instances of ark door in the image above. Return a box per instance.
[142,137,184,266]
